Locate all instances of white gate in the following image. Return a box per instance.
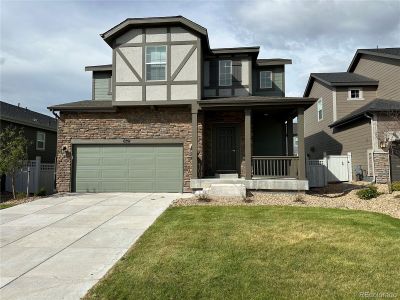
[307,153,352,188]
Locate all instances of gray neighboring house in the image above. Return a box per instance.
[49,16,317,193]
[0,101,57,191]
[304,48,400,183]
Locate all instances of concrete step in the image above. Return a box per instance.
[215,173,239,179]
[207,183,246,197]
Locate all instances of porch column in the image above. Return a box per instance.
[191,104,198,179]
[297,107,306,180]
[245,109,252,180]
[287,117,294,156]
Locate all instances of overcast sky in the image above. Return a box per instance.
[1,0,399,116]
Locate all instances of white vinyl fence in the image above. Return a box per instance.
[5,156,55,195]
[307,152,352,188]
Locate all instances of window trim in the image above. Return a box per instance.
[347,87,364,100]
[317,98,323,122]
[259,70,273,89]
[218,60,232,87]
[36,131,46,151]
[145,45,167,82]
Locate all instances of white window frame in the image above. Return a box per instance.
[219,60,232,86]
[36,131,46,151]
[317,98,323,121]
[260,71,272,89]
[347,88,364,100]
[145,45,167,81]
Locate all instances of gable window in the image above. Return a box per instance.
[260,71,272,89]
[317,98,323,121]
[219,60,232,86]
[348,88,363,100]
[146,46,167,81]
[36,131,45,150]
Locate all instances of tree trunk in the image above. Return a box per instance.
[11,173,16,199]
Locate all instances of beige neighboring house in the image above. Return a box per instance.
[304,47,400,183]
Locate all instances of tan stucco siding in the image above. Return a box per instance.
[335,86,377,119]
[114,26,200,102]
[353,54,400,100]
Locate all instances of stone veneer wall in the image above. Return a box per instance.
[203,111,246,177]
[56,106,201,192]
[373,151,390,183]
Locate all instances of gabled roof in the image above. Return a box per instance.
[348,47,400,72]
[329,98,400,128]
[101,16,209,47]
[257,59,292,66]
[85,64,112,72]
[303,72,378,97]
[0,101,57,132]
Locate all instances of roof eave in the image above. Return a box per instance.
[85,65,112,72]
[348,49,400,72]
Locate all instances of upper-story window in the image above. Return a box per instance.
[146,46,167,81]
[260,71,272,89]
[317,98,323,121]
[219,60,232,86]
[348,88,363,100]
[36,131,46,150]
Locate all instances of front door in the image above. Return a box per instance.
[214,125,239,172]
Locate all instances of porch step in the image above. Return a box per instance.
[215,173,239,179]
[207,184,246,198]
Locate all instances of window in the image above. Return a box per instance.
[317,98,323,121]
[36,131,45,150]
[219,60,232,86]
[348,88,363,100]
[146,46,167,81]
[260,71,272,89]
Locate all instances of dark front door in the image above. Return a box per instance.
[214,125,239,172]
[391,142,400,181]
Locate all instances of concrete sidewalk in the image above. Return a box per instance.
[0,192,187,300]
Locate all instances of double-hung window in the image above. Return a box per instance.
[219,60,232,86]
[317,98,323,121]
[146,46,167,81]
[260,71,272,89]
[348,88,363,100]
[36,131,46,150]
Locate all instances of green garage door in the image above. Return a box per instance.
[73,144,183,192]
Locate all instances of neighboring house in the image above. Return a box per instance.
[304,48,400,183]
[0,101,57,191]
[48,16,316,193]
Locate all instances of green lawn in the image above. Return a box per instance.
[85,206,400,300]
[0,203,15,210]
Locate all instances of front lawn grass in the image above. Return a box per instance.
[0,203,15,209]
[85,206,400,300]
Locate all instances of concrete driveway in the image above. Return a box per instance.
[0,192,187,300]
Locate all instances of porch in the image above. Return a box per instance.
[190,97,315,191]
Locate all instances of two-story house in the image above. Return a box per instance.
[49,16,316,193]
[304,48,400,183]
[0,101,57,192]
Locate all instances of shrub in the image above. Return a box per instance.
[35,188,47,197]
[15,192,27,199]
[356,185,380,200]
[391,181,400,192]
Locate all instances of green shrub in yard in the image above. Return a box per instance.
[391,181,400,192]
[356,185,380,200]
[15,192,27,199]
[35,188,47,196]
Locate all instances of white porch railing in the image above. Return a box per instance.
[252,156,299,178]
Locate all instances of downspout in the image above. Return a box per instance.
[364,113,376,182]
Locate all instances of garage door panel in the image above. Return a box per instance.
[74,144,183,192]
